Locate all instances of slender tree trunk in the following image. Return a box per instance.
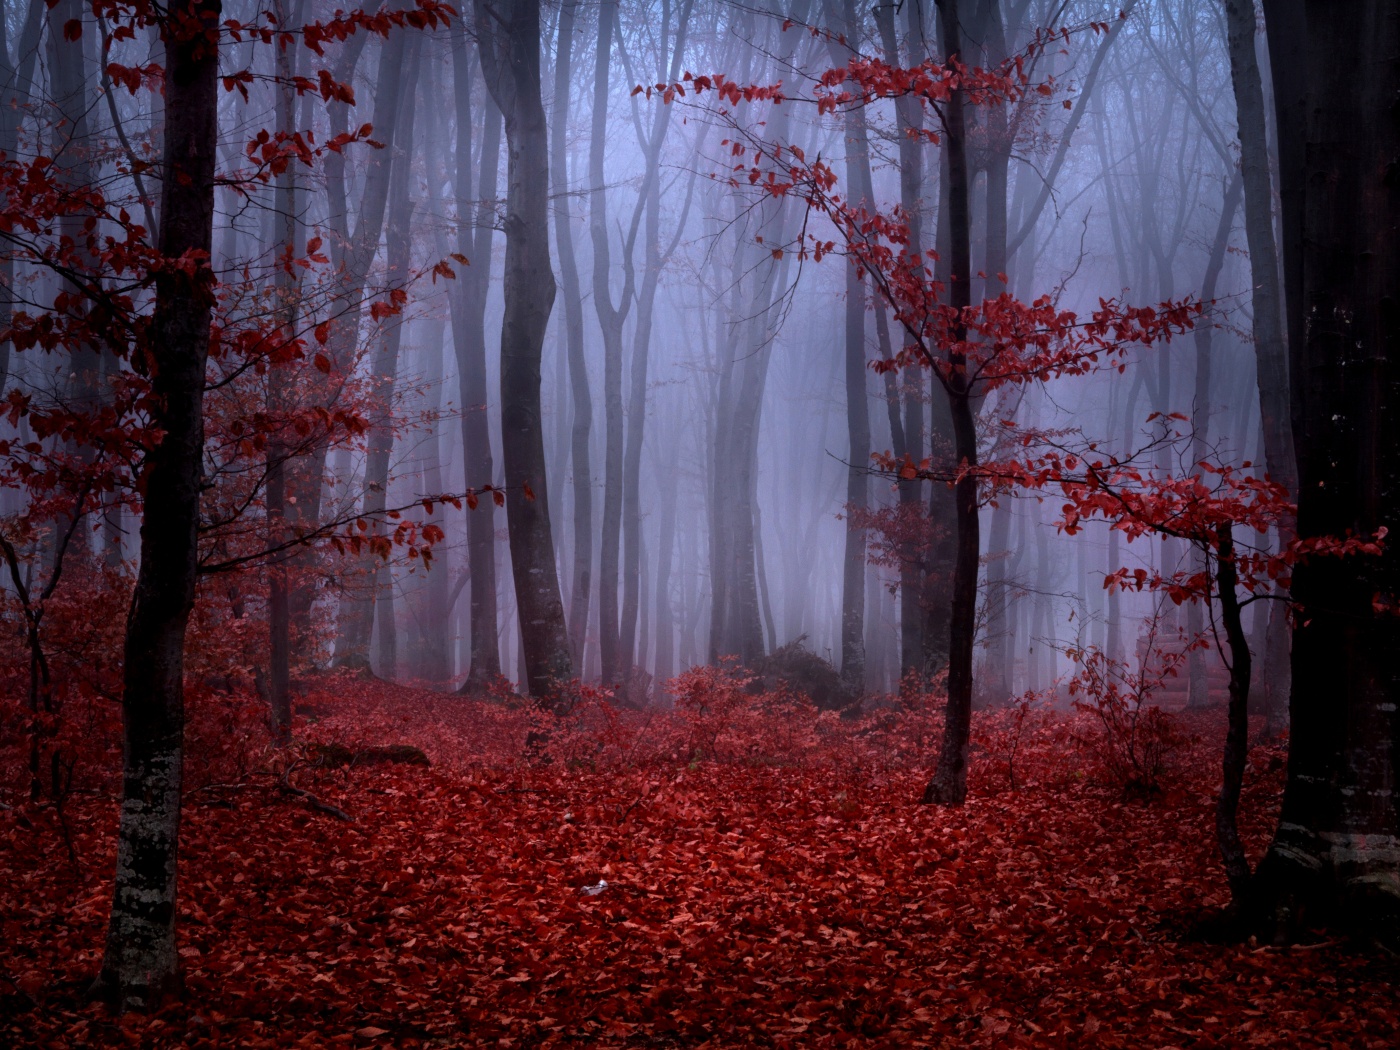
[653,461,678,688]
[330,28,413,669]
[1225,0,1295,722]
[369,45,424,683]
[334,39,421,673]
[95,0,219,1009]
[0,0,44,391]
[450,18,504,684]
[1188,172,1243,710]
[589,0,630,684]
[550,1,593,670]
[284,30,371,652]
[620,0,693,674]
[875,0,930,684]
[983,498,1012,703]
[476,0,573,699]
[924,0,977,807]
[827,0,871,691]
[267,0,306,742]
[1252,0,1400,944]
[1214,524,1253,904]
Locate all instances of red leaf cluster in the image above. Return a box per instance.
[3,679,1398,1047]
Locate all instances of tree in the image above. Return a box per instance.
[589,0,633,685]
[449,13,505,685]
[1223,0,1294,720]
[475,0,573,698]
[94,0,221,1009]
[549,0,592,669]
[654,15,1197,803]
[1251,0,1400,944]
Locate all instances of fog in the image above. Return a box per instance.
[1,0,1283,709]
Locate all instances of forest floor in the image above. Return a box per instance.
[2,675,1398,1048]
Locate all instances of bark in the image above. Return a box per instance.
[0,0,44,391]
[450,17,504,684]
[1225,0,1295,719]
[1213,523,1253,904]
[923,0,977,807]
[589,0,631,684]
[1251,0,1400,945]
[708,0,811,666]
[415,317,453,685]
[982,497,1012,702]
[284,27,372,651]
[619,0,694,673]
[333,37,421,672]
[415,87,456,687]
[1187,172,1243,711]
[653,461,678,686]
[476,0,573,699]
[828,0,870,692]
[267,0,306,743]
[329,27,413,669]
[95,0,220,1010]
[874,0,930,682]
[549,1,592,669]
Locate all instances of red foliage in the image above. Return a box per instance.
[4,679,1398,1047]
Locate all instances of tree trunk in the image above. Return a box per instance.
[550,1,593,670]
[619,0,693,675]
[1225,0,1295,720]
[333,37,421,673]
[95,0,219,1009]
[0,0,44,392]
[923,0,977,807]
[826,0,871,692]
[476,0,573,699]
[284,29,372,654]
[330,27,413,670]
[267,0,305,742]
[588,0,631,685]
[874,0,930,684]
[450,17,504,684]
[1214,523,1253,904]
[1188,172,1243,710]
[1251,0,1400,945]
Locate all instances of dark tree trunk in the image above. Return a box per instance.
[1213,524,1253,904]
[1187,173,1243,711]
[267,0,305,743]
[923,0,977,807]
[1251,0,1400,945]
[95,0,220,1009]
[550,1,593,670]
[476,0,573,699]
[0,0,44,391]
[1225,0,1295,721]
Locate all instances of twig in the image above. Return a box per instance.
[278,761,354,822]
[1251,938,1340,954]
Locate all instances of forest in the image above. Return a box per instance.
[1,0,1398,1044]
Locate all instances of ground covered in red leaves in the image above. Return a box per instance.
[2,677,1398,1048]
